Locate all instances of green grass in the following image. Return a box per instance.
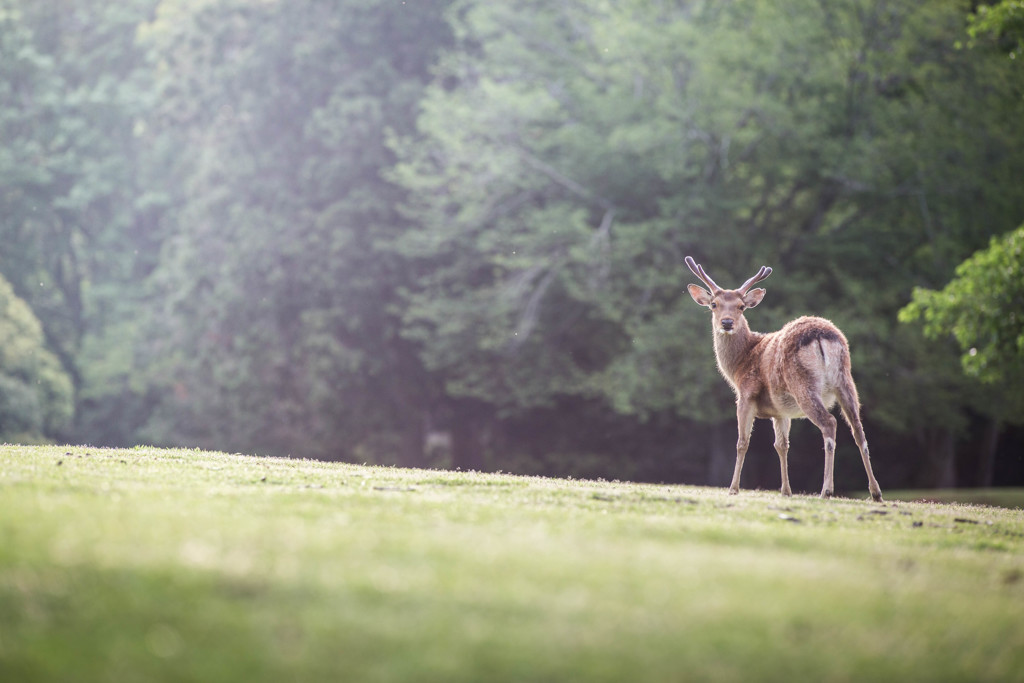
[1,445,1023,682]
[884,488,1024,509]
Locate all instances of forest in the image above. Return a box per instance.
[2,0,1023,492]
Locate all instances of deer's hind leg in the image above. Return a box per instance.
[772,417,793,496]
[794,394,838,499]
[836,372,883,502]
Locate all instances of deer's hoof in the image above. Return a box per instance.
[820,489,834,499]
[781,488,792,497]
[728,487,739,496]
[871,490,883,503]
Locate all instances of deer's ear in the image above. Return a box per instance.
[743,288,766,308]
[687,284,713,307]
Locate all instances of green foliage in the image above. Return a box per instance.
[131,0,454,462]
[967,0,1024,59]
[0,0,164,444]
[1,0,1024,483]
[901,225,1024,386]
[393,0,1024,438]
[0,275,73,441]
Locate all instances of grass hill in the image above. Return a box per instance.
[1,444,1022,682]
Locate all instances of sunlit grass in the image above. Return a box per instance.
[1,444,1022,682]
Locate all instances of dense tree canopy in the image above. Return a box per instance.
[392,0,1024,482]
[0,0,162,445]
[131,0,454,463]
[1,0,1022,488]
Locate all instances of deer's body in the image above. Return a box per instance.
[714,315,847,421]
[686,257,882,502]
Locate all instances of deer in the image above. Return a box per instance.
[684,256,883,502]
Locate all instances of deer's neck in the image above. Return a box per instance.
[712,322,762,383]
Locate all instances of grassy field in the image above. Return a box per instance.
[1,445,1022,682]
[884,487,1024,509]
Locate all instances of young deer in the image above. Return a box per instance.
[685,256,883,502]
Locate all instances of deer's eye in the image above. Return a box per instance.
[710,302,717,309]
[738,305,745,311]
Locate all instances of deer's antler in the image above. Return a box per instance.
[684,256,723,293]
[737,265,773,294]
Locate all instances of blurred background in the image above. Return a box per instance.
[2,0,1023,492]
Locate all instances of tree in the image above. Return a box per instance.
[4,0,1022,486]
[900,225,1024,398]
[966,0,1024,59]
[0,0,164,443]
[0,273,73,442]
[392,0,1024,485]
[132,0,454,463]
[899,225,1024,486]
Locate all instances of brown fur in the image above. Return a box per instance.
[686,259,882,502]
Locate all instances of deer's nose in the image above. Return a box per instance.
[721,318,734,330]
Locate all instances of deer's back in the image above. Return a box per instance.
[772,316,849,359]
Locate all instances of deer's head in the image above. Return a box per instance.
[685,256,772,335]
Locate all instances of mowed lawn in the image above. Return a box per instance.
[1,445,1022,682]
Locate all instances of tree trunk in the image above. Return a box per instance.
[977,419,1001,488]
[707,421,734,487]
[451,417,484,471]
[396,414,426,469]
[922,428,957,489]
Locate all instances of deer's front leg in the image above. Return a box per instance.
[729,399,757,495]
